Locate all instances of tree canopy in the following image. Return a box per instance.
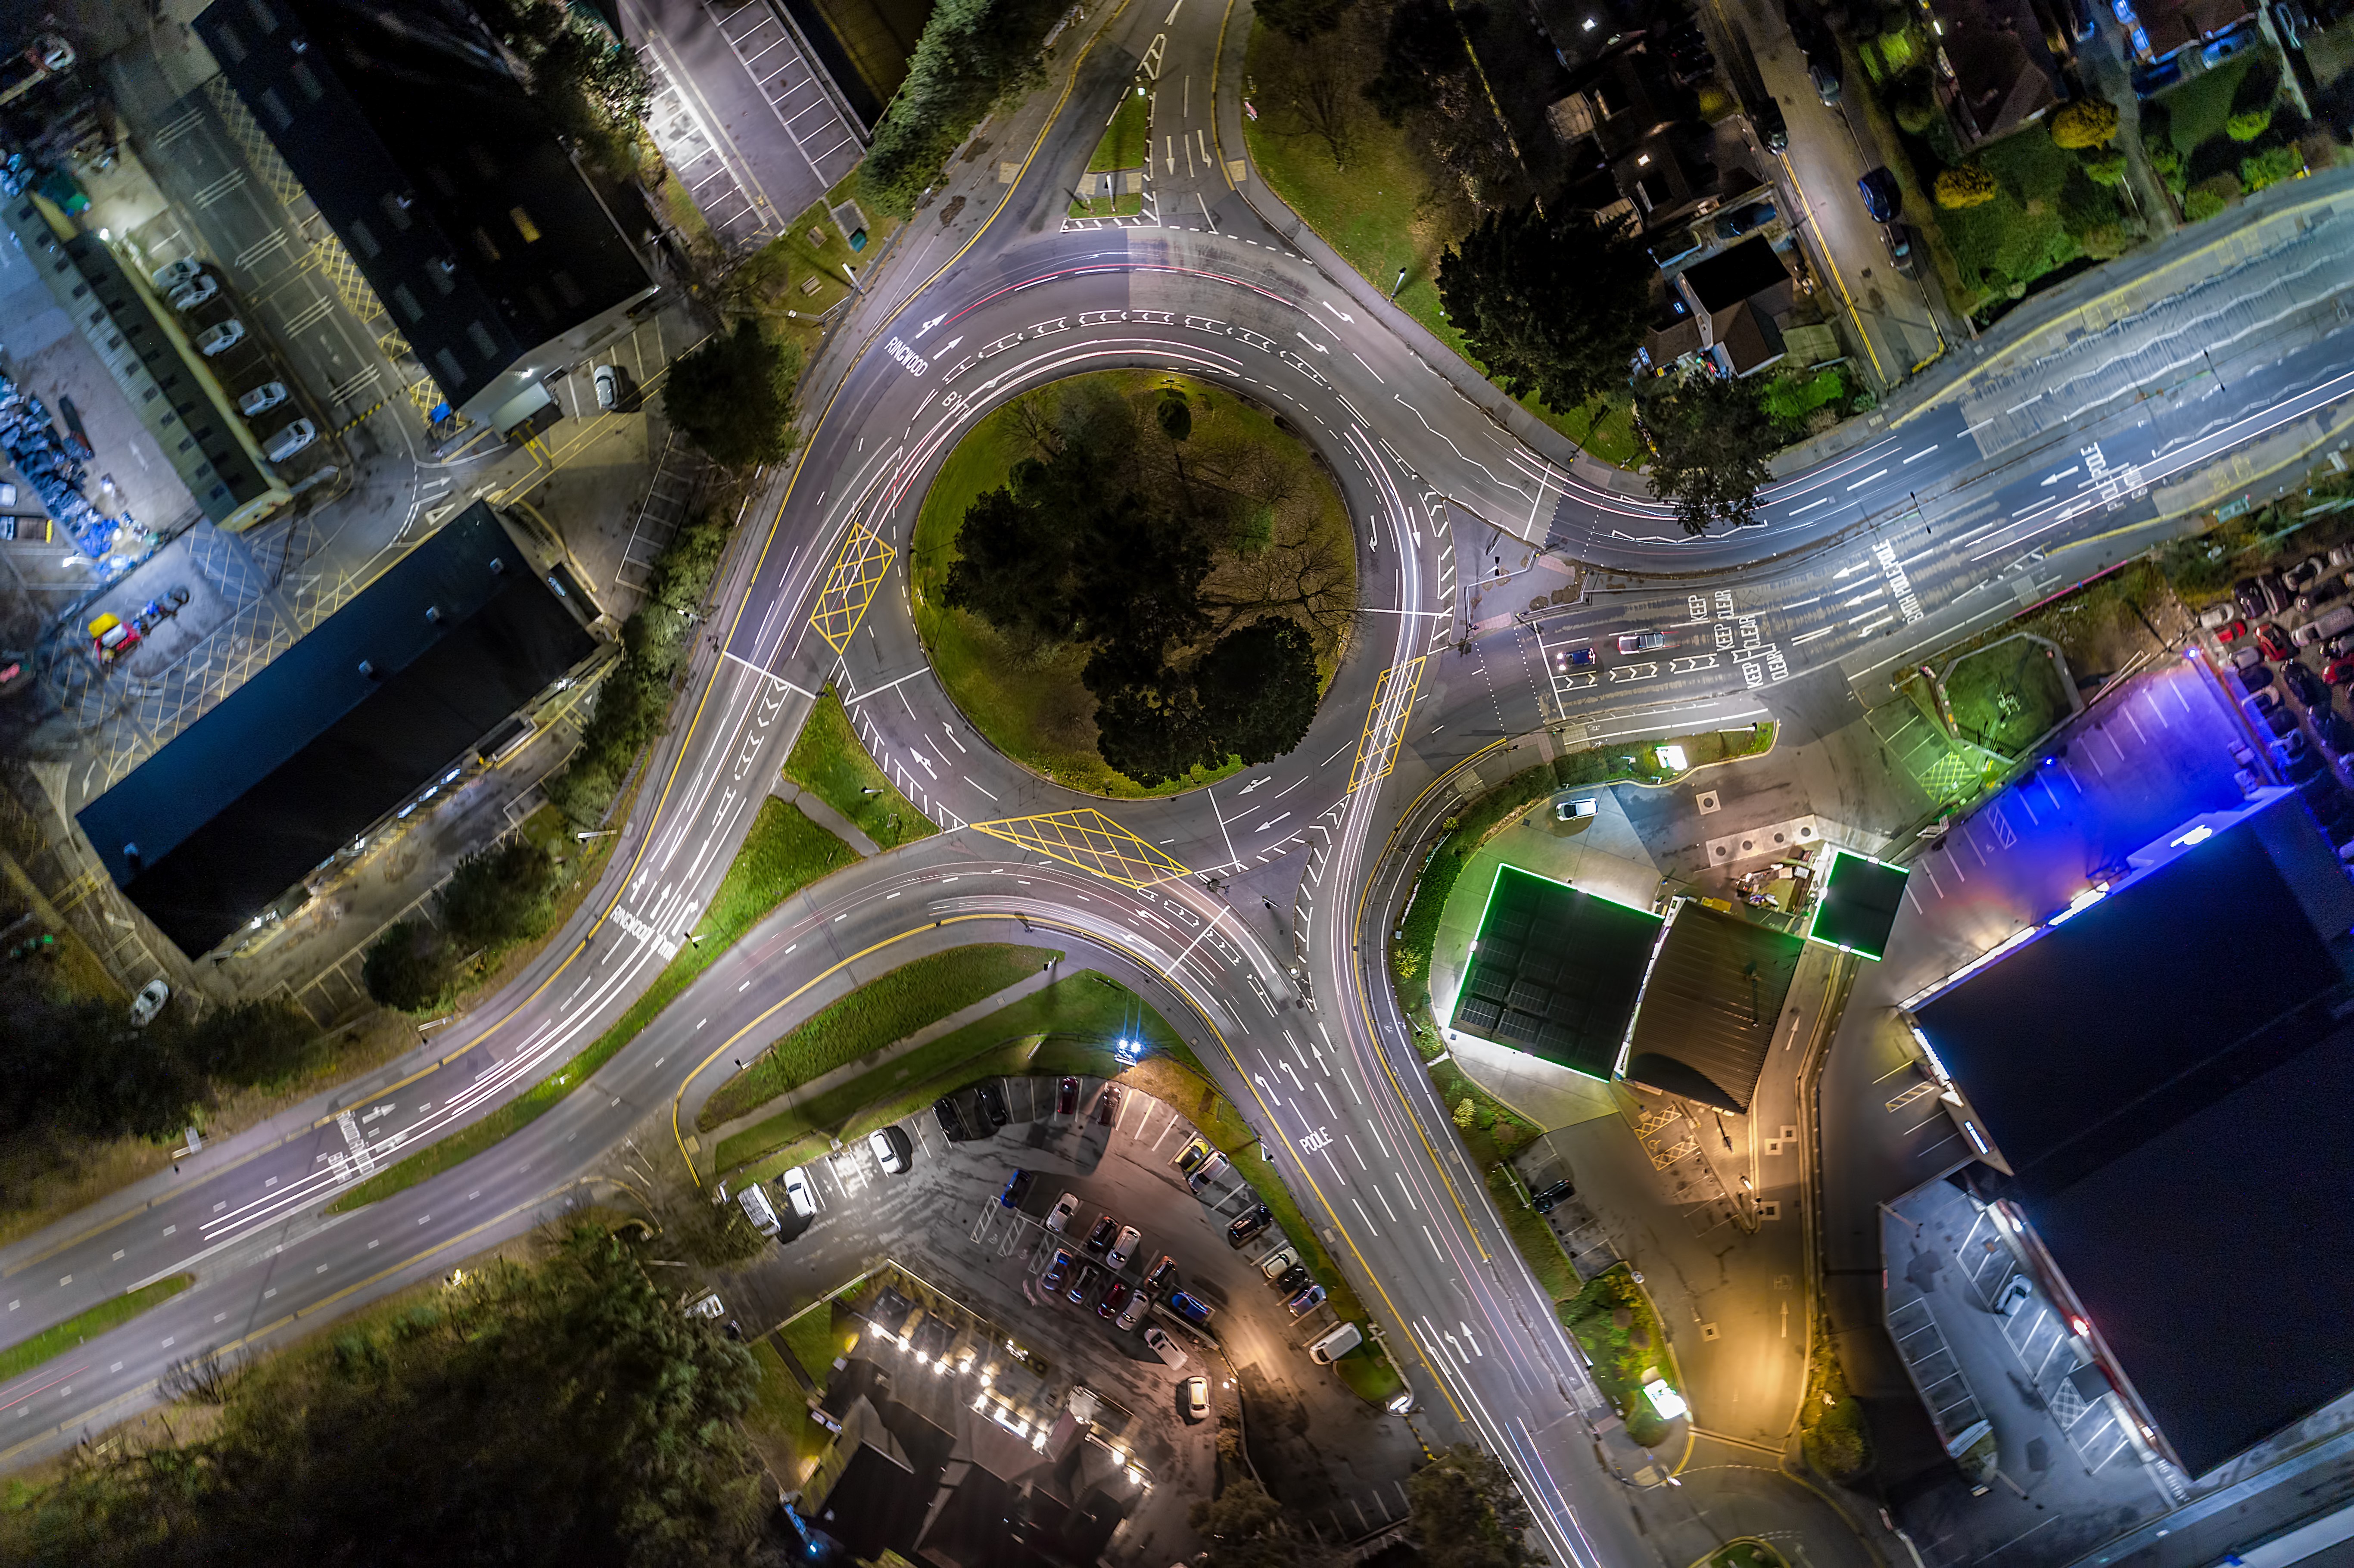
[1637,374,1782,536]
[2,1224,769,1568]
[1437,203,1653,417]
[661,320,802,468]
[941,379,1347,785]
[1256,0,1359,40]
[1191,1475,1343,1568]
[857,0,1070,216]
[1408,1445,1535,1568]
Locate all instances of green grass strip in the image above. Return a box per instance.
[782,685,936,850]
[0,1275,192,1383]
[697,943,1058,1131]
[330,800,853,1213]
[1088,89,1150,171]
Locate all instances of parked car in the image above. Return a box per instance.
[779,1167,817,1219]
[1143,1325,1189,1367]
[1046,1191,1081,1232]
[1309,1324,1364,1363]
[868,1125,911,1174]
[2287,662,2328,705]
[1258,1245,1298,1280]
[1751,97,1787,150]
[1098,1280,1132,1321]
[1556,797,1598,821]
[1616,629,1669,653]
[975,1079,1010,1128]
[2239,663,2274,693]
[2275,0,2308,48]
[1286,1284,1328,1318]
[2287,556,2328,590]
[1055,1076,1080,1116]
[2132,57,2185,95]
[128,977,170,1028]
[150,255,205,292]
[998,1168,1034,1209]
[264,418,317,462]
[934,1095,971,1141]
[2328,632,2354,660]
[1042,1249,1076,1293]
[1187,1151,1230,1192]
[1713,200,1776,240]
[168,274,218,312]
[1165,1289,1214,1328]
[1274,1264,1311,1294]
[237,380,288,417]
[2329,544,2354,570]
[1108,1224,1141,1269]
[2202,21,2258,65]
[196,318,246,356]
[2236,578,2270,619]
[1227,1204,1273,1247]
[1858,166,1902,221]
[1174,1136,1211,1173]
[1809,59,1842,104]
[1117,1285,1154,1330]
[1181,1375,1211,1422]
[2243,687,2281,715]
[1095,1084,1123,1126]
[1146,1253,1180,1294]
[2199,602,2239,631]
[2324,656,2354,686]
[1883,222,1917,276]
[1531,1178,1574,1213]
[593,363,620,411]
[1066,1260,1101,1307]
[2301,576,2346,612]
[735,1182,780,1238]
[2215,618,2247,644]
[2257,624,2296,662]
[1085,1214,1118,1254]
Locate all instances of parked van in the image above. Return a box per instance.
[734,1181,780,1238]
[1308,1323,1363,1363]
[2300,604,2354,647]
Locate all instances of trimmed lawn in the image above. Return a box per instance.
[1334,1349,1406,1405]
[911,370,1350,797]
[1089,90,1151,171]
[0,1276,191,1383]
[783,684,936,849]
[743,1334,835,1487]
[1944,635,2072,757]
[697,944,1059,1130]
[2152,51,2266,156]
[330,800,852,1213]
[721,173,900,356]
[780,1301,845,1385]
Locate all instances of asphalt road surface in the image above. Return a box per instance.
[7,5,2354,1566]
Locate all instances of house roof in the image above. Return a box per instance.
[1452,865,1662,1079]
[75,503,596,956]
[1912,791,2354,1475]
[1678,236,1791,313]
[1623,903,1803,1111]
[1808,849,1908,958]
[1711,302,1787,377]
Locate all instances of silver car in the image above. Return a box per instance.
[195,319,245,357]
[238,381,288,417]
[168,275,218,312]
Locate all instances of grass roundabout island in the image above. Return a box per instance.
[910,370,1358,797]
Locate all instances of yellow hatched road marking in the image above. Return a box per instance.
[971,809,1190,890]
[808,522,895,654]
[1348,655,1424,795]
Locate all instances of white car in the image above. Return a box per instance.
[1616,630,1669,653]
[168,275,218,312]
[237,381,288,417]
[1258,1244,1298,1281]
[195,319,245,357]
[265,419,317,463]
[593,363,619,410]
[1181,1375,1210,1422]
[778,1167,816,1219]
[686,1292,725,1320]
[1115,1287,1152,1330]
[868,1125,910,1174]
[1107,1224,1140,1270]
[1142,1325,1188,1368]
[150,256,204,292]
[128,977,169,1028]
[1045,1191,1081,1233]
[1555,797,1598,821]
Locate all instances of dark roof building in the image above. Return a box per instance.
[1675,237,1796,378]
[191,0,656,431]
[1451,865,1664,1079]
[76,503,601,957]
[1622,902,1803,1111]
[1808,848,1908,959]
[1905,790,2354,1477]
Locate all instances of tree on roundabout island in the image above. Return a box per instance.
[938,376,1347,786]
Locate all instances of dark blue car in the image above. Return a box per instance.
[1857,167,1902,223]
[999,1169,1034,1209]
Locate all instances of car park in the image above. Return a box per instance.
[1187,1151,1229,1192]
[975,1080,1010,1127]
[150,256,205,291]
[780,1167,817,1219]
[128,977,170,1028]
[1286,1285,1327,1318]
[1227,1204,1273,1246]
[1108,1224,1141,1269]
[1055,1076,1080,1116]
[196,318,246,356]
[934,1095,971,1141]
[869,1125,912,1174]
[1616,630,1669,653]
[264,419,317,462]
[1046,1191,1081,1232]
[1042,1249,1076,1293]
[1095,1084,1123,1125]
[999,1168,1034,1208]
[1116,1285,1153,1330]
[1858,167,1902,221]
[1181,1376,1211,1422]
[168,274,218,312]
[237,380,288,417]
[1085,1214,1118,1254]
[1143,1325,1189,1367]
[1099,1280,1132,1321]
[1258,1245,1297,1280]
[2257,624,2296,661]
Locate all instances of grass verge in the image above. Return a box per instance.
[329,801,853,1213]
[782,684,937,849]
[1560,1264,1682,1446]
[722,173,903,358]
[1088,90,1150,171]
[697,944,1059,1130]
[0,1276,192,1384]
[1943,635,2072,757]
[1333,1347,1406,1405]
[1067,192,1145,218]
[742,1334,835,1487]
[1801,1310,1874,1481]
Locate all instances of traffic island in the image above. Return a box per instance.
[1559,1263,1688,1451]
